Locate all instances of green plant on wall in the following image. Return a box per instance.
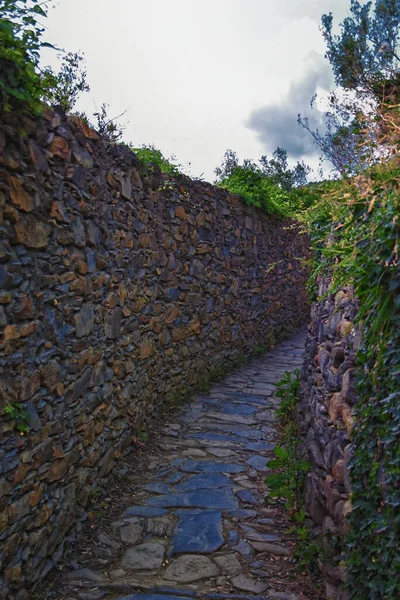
[4,403,30,433]
[266,445,310,512]
[132,144,182,177]
[265,370,310,512]
[264,370,325,578]
[0,0,52,115]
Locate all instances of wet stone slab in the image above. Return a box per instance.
[180,460,245,474]
[172,509,224,553]
[245,455,269,471]
[174,473,233,491]
[235,489,259,505]
[124,506,169,517]
[145,489,238,510]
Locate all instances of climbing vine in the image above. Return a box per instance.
[306,101,400,599]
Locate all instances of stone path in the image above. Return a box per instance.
[55,330,309,600]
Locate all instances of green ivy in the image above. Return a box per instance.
[306,163,400,598]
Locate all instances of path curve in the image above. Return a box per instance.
[54,330,312,600]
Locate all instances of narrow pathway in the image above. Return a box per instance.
[55,330,310,600]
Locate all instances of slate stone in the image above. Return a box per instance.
[231,574,269,594]
[158,468,173,477]
[241,528,280,543]
[122,542,165,570]
[174,473,232,492]
[244,442,275,451]
[231,393,268,403]
[214,554,242,575]
[231,574,269,593]
[206,447,238,458]
[1,449,20,474]
[227,530,239,546]
[232,539,253,561]
[144,483,170,494]
[172,509,223,553]
[120,523,143,544]
[123,506,168,517]
[146,489,238,510]
[166,472,184,484]
[180,460,244,473]
[166,288,179,301]
[203,411,257,425]
[219,404,258,416]
[164,554,219,583]
[185,432,239,444]
[270,593,299,600]
[251,542,290,555]
[226,509,257,519]
[204,425,262,440]
[104,307,122,339]
[256,518,274,525]
[245,455,268,471]
[74,304,94,338]
[117,596,194,600]
[236,489,258,505]
[65,568,105,583]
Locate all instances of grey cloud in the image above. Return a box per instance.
[246,52,334,159]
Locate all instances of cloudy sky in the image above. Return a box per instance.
[42,0,351,181]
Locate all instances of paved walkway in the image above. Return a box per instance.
[57,330,308,600]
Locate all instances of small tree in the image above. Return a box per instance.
[259,147,311,190]
[298,91,372,176]
[321,0,400,95]
[93,103,125,143]
[41,51,90,113]
[299,0,400,176]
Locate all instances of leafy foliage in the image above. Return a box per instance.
[132,144,182,176]
[41,51,90,112]
[322,0,400,93]
[0,0,51,115]
[307,101,400,598]
[266,370,310,512]
[4,403,30,433]
[214,149,311,216]
[259,147,310,190]
[299,1,400,177]
[265,370,323,579]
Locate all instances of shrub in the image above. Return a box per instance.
[0,0,51,115]
[132,144,182,176]
[40,51,90,113]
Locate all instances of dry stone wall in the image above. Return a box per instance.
[0,108,309,595]
[299,279,360,600]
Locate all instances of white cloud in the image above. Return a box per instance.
[41,0,351,181]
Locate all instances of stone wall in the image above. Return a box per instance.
[299,279,360,600]
[0,108,310,596]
